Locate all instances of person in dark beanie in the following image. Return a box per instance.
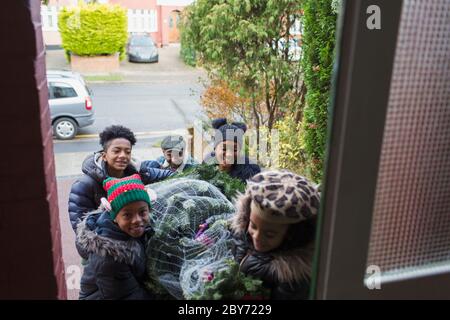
[68,125,174,236]
[204,118,260,183]
[77,174,154,300]
[230,170,320,300]
[142,135,198,173]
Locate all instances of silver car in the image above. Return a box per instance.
[47,71,94,140]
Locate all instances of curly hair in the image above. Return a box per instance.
[99,125,137,150]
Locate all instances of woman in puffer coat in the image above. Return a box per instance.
[69,125,173,234]
[230,170,320,300]
[77,174,154,300]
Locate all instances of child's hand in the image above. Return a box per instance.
[195,223,209,238]
[201,269,214,282]
[99,197,112,212]
[146,187,158,202]
[194,223,215,246]
[195,234,214,246]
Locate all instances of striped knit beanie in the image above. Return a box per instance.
[103,174,151,220]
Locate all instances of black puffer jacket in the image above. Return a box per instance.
[76,211,154,300]
[203,153,261,184]
[68,152,173,233]
[230,195,314,300]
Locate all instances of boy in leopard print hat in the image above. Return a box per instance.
[230,170,320,300]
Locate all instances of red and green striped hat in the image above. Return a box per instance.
[103,174,151,219]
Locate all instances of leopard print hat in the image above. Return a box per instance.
[246,170,320,224]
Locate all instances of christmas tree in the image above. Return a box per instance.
[170,164,245,201]
[188,259,270,300]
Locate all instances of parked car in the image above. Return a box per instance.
[47,69,87,87]
[47,71,94,140]
[127,34,159,63]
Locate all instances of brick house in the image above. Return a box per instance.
[41,0,194,47]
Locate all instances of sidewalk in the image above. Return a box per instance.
[45,44,206,84]
[57,176,80,300]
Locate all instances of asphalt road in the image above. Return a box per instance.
[76,82,204,136]
[53,82,204,176]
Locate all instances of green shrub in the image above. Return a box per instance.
[300,0,337,182]
[58,3,128,61]
[275,117,313,180]
[179,7,197,67]
[331,0,341,14]
[180,39,197,67]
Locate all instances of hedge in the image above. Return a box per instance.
[180,35,197,67]
[300,0,337,182]
[58,3,128,61]
[179,7,196,67]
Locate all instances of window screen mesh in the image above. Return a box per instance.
[366,0,450,277]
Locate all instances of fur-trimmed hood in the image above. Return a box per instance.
[82,152,142,184]
[76,210,144,265]
[231,193,315,284]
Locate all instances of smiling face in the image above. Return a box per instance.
[102,138,132,177]
[114,201,150,238]
[163,148,184,168]
[215,141,239,169]
[247,201,289,253]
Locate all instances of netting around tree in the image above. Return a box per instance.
[179,214,236,299]
[145,178,236,299]
[168,164,246,201]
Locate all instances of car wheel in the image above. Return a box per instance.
[53,117,78,140]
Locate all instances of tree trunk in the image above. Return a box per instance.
[295,81,307,123]
[252,92,260,163]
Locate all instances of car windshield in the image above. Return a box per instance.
[130,37,154,47]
